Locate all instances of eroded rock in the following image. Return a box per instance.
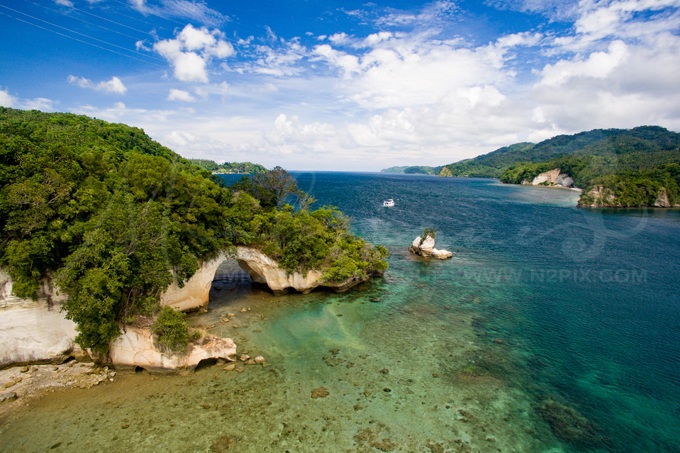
[409,235,453,260]
[107,327,236,372]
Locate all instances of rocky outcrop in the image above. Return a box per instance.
[161,246,368,309]
[409,235,453,260]
[579,185,619,207]
[654,188,672,208]
[106,327,236,372]
[523,168,575,188]
[236,246,364,294]
[0,269,80,368]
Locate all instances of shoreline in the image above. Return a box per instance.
[0,360,115,422]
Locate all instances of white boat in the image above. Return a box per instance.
[383,199,395,207]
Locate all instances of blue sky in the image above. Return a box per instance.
[1,0,680,171]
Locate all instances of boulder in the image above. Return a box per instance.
[409,235,453,260]
[107,327,236,372]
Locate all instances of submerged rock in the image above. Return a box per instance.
[311,386,330,398]
[409,235,453,260]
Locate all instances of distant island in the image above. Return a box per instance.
[381,165,441,175]
[384,126,680,208]
[189,159,267,174]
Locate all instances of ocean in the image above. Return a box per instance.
[1,173,679,452]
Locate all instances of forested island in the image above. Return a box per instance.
[389,126,680,208]
[0,107,388,356]
[381,165,441,175]
[188,159,267,174]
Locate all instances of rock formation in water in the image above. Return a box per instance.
[2,242,371,370]
[409,235,453,260]
[161,246,369,312]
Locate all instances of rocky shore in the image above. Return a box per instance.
[0,361,115,420]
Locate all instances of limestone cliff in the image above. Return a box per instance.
[0,270,80,368]
[522,168,575,188]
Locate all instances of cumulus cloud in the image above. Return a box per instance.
[0,89,55,111]
[538,40,630,86]
[153,24,234,83]
[67,75,127,94]
[228,34,308,77]
[0,89,17,107]
[167,88,196,102]
[57,1,680,170]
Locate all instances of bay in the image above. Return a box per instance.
[1,173,678,452]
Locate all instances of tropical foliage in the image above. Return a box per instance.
[440,126,680,179]
[189,159,267,174]
[0,108,388,352]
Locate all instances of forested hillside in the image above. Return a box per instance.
[437,126,680,207]
[189,159,267,174]
[0,108,387,352]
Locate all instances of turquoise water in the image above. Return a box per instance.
[1,173,678,452]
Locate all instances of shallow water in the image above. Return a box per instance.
[1,174,679,452]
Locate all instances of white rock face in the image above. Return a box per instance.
[107,327,236,372]
[528,168,575,188]
[409,235,453,260]
[160,252,229,311]
[236,246,329,294]
[0,269,79,367]
[420,235,436,250]
[161,246,365,309]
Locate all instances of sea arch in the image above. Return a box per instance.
[159,246,347,312]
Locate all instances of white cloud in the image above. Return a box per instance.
[54,0,74,7]
[167,88,196,102]
[97,76,127,94]
[153,24,234,83]
[538,40,630,86]
[50,1,680,171]
[228,35,308,77]
[0,89,55,111]
[67,75,127,94]
[130,0,227,27]
[0,89,17,107]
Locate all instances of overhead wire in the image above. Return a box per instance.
[22,0,148,41]
[0,5,164,66]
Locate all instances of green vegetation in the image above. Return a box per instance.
[381,165,441,175]
[422,228,437,240]
[152,306,190,352]
[189,159,267,174]
[440,126,680,180]
[432,126,680,207]
[0,108,388,353]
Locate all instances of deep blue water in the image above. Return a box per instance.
[284,172,680,451]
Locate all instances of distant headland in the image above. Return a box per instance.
[381,126,680,208]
